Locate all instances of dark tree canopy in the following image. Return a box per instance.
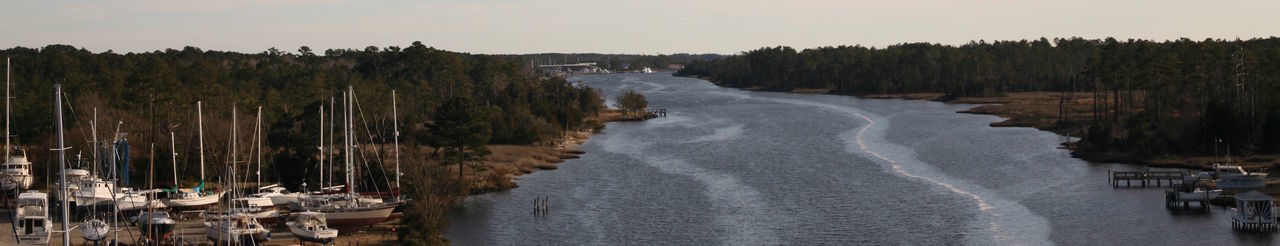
[677,37,1280,158]
[428,97,492,177]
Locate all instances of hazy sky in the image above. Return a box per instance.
[2,0,1276,55]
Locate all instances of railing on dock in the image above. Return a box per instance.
[1109,169,1186,188]
[646,108,667,117]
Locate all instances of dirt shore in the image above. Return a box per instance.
[454,109,655,194]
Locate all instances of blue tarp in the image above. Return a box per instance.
[116,139,129,187]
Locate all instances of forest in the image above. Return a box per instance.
[676,37,1280,160]
[0,42,604,194]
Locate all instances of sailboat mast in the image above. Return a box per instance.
[319,104,324,192]
[393,90,400,192]
[5,57,10,161]
[255,106,262,188]
[328,96,334,189]
[198,101,205,183]
[55,84,70,246]
[345,88,355,197]
[170,131,178,187]
[91,109,98,178]
[231,105,237,200]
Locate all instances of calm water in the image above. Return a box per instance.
[447,73,1274,245]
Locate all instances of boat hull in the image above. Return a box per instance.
[204,221,272,244]
[161,191,223,209]
[0,175,33,190]
[80,219,111,241]
[140,222,176,240]
[287,226,338,244]
[319,204,397,227]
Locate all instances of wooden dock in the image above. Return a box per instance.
[1164,185,1214,211]
[1110,169,1186,188]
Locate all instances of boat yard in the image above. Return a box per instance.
[0,207,399,245]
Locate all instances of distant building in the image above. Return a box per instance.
[537,63,606,74]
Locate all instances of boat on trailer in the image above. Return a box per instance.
[14,190,51,245]
[287,211,339,244]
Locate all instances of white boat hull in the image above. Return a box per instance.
[0,175,33,190]
[203,220,271,244]
[318,203,397,226]
[162,190,223,209]
[287,223,338,243]
[80,219,111,241]
[269,194,300,206]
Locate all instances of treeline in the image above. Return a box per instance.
[505,53,722,70]
[676,37,1280,158]
[0,42,604,191]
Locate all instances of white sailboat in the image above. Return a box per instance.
[159,103,224,209]
[286,211,338,244]
[14,190,50,245]
[299,87,396,227]
[205,103,272,245]
[79,110,110,243]
[1,58,33,191]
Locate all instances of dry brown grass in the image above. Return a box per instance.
[789,88,831,94]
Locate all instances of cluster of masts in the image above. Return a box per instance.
[4,58,407,245]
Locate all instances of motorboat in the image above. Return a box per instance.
[14,190,51,245]
[231,196,280,224]
[287,211,339,244]
[0,152,34,191]
[72,175,117,207]
[1,62,33,192]
[115,188,164,211]
[53,168,88,202]
[131,211,177,240]
[1214,163,1268,190]
[251,184,301,206]
[204,213,271,245]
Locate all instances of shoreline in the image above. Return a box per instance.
[694,77,1279,171]
[851,91,1279,171]
[462,109,656,194]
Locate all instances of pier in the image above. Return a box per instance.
[1109,170,1185,188]
[646,108,667,117]
[1164,184,1215,211]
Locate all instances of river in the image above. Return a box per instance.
[446,73,1275,245]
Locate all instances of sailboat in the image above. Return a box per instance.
[80,109,110,243]
[296,88,396,227]
[231,107,281,224]
[286,211,338,244]
[204,104,272,245]
[14,190,50,245]
[246,106,301,207]
[0,58,33,192]
[158,102,224,209]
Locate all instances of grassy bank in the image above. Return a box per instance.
[859,91,1280,170]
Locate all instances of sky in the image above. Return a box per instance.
[2,0,1277,55]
